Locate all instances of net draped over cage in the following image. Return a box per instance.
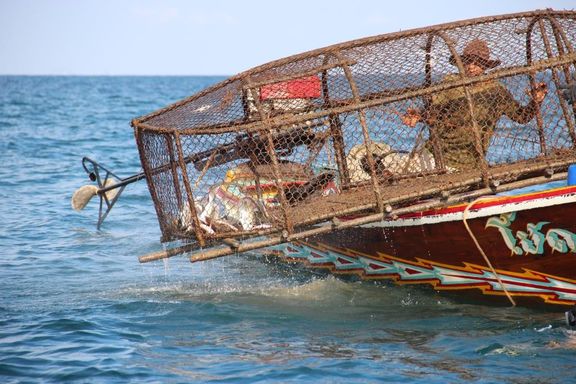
[132,10,576,249]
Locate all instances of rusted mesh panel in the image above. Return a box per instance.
[142,80,247,131]
[137,130,187,239]
[133,10,576,246]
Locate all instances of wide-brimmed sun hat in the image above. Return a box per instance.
[449,39,501,69]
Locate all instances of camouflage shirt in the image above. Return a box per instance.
[424,76,539,169]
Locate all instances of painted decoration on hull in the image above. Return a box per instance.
[487,212,576,256]
[267,242,576,305]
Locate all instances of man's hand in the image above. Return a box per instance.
[529,82,548,104]
[402,108,422,127]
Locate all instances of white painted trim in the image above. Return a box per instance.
[365,190,576,228]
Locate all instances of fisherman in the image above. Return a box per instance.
[402,39,548,170]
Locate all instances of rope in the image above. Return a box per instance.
[462,197,516,307]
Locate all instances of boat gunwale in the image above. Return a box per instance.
[390,183,576,222]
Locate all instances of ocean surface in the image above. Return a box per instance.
[2,75,576,383]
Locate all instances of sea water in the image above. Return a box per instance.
[1,76,576,383]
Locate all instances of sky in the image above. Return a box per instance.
[0,0,573,76]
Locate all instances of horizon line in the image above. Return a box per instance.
[0,73,231,77]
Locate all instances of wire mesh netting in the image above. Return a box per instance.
[132,10,576,248]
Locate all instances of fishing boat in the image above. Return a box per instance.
[73,10,576,308]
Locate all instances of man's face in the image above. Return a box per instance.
[465,62,484,76]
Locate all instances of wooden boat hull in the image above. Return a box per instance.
[267,184,576,307]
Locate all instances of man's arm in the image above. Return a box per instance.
[500,82,547,124]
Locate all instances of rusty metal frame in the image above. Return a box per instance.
[132,10,576,130]
[244,78,294,234]
[173,130,206,246]
[130,10,576,247]
[333,51,384,211]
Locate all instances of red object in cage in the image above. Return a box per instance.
[260,76,321,100]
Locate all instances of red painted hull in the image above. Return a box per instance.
[268,184,576,306]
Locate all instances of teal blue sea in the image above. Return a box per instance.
[2,75,576,383]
